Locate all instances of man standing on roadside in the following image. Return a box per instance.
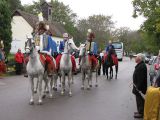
[132,53,147,118]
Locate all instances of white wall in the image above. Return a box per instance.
[11,16,33,53]
[11,15,64,54]
[52,36,63,52]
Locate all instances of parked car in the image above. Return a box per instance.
[145,57,150,64]
[148,56,157,65]
[148,56,157,85]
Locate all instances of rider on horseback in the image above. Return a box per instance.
[34,21,57,76]
[56,33,77,72]
[106,40,115,54]
[23,15,57,77]
[79,29,98,69]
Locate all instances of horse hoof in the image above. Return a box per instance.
[95,84,98,87]
[49,95,53,99]
[29,101,34,105]
[61,92,64,96]
[42,94,46,99]
[87,87,90,90]
[81,86,84,90]
[45,90,49,94]
[59,84,61,87]
[89,85,92,88]
[38,101,43,105]
[53,87,57,91]
[69,92,72,97]
[115,75,117,79]
[34,90,37,93]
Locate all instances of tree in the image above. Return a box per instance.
[0,0,12,56]
[132,0,160,53]
[77,15,114,49]
[51,0,78,40]
[112,27,131,52]
[7,0,23,12]
[23,1,41,15]
[40,0,46,5]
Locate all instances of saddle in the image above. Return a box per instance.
[88,54,98,69]
[56,54,76,72]
[39,53,56,75]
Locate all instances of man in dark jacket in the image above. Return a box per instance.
[132,53,147,118]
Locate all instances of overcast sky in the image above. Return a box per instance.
[20,0,145,30]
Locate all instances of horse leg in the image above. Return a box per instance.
[59,74,62,87]
[68,71,72,96]
[53,74,58,91]
[44,75,49,94]
[95,69,98,87]
[61,72,65,95]
[38,75,43,105]
[86,72,90,90]
[89,71,92,88]
[34,78,38,93]
[106,66,108,79]
[109,66,113,79]
[81,71,85,90]
[71,73,74,84]
[115,65,118,79]
[42,75,48,99]
[49,76,54,98]
[29,76,34,105]
[111,66,113,79]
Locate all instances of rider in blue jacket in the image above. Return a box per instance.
[106,40,115,53]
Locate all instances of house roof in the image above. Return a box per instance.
[41,1,52,7]
[12,10,66,37]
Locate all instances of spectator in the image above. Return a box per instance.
[132,53,147,118]
[154,50,160,78]
[0,48,6,73]
[15,48,24,75]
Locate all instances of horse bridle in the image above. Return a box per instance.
[63,40,72,54]
[25,38,34,53]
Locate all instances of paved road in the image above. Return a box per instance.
[0,57,142,120]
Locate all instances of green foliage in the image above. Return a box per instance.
[23,1,42,15]
[7,0,23,12]
[132,0,160,53]
[112,27,131,52]
[77,15,114,49]
[50,0,79,41]
[0,0,12,56]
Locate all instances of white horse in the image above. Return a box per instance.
[79,44,99,90]
[25,38,56,105]
[60,38,79,96]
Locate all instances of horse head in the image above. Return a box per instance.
[64,38,79,53]
[25,38,33,53]
[25,38,37,57]
[68,38,79,51]
[79,44,87,57]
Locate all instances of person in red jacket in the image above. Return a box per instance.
[15,48,24,75]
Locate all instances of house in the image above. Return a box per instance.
[11,2,66,53]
